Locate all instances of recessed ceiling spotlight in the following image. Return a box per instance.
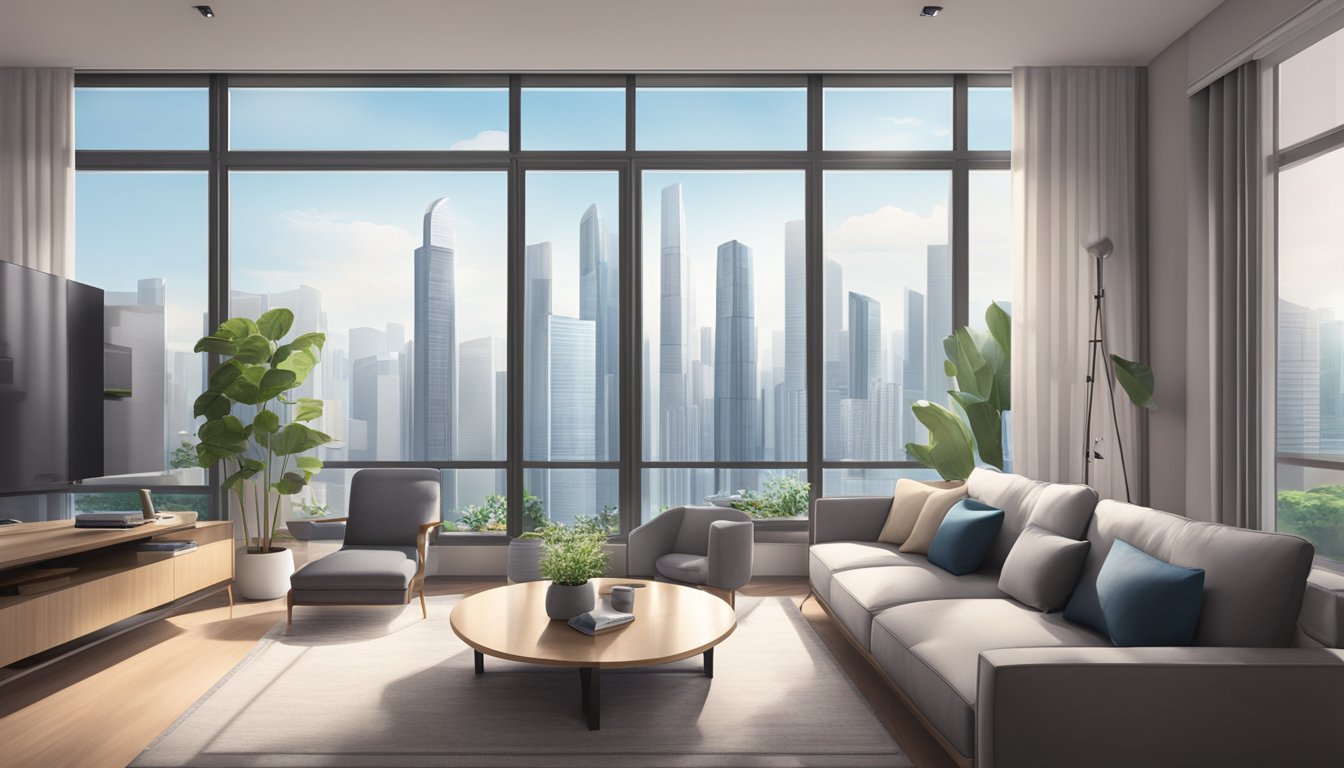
[194,5,214,18]
[920,5,943,17]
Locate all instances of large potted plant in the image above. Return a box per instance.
[539,526,609,620]
[192,309,332,599]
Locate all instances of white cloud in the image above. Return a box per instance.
[828,203,950,255]
[450,129,508,151]
[883,116,924,128]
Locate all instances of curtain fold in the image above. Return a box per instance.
[0,68,75,278]
[1011,67,1144,502]
[1188,62,1261,528]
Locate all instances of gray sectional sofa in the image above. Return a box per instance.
[810,468,1344,768]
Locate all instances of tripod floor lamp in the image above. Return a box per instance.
[1081,236,1133,502]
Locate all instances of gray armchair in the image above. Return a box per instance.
[627,506,754,607]
[286,468,441,625]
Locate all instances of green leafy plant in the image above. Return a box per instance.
[906,303,1011,481]
[1277,485,1344,561]
[538,526,609,586]
[296,498,331,519]
[447,489,550,533]
[191,309,332,553]
[732,474,811,519]
[572,505,619,536]
[1111,354,1157,410]
[170,440,198,470]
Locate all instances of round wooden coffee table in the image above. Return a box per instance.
[449,577,736,730]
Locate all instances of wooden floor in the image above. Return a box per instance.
[0,559,955,768]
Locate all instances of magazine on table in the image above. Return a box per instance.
[568,605,635,636]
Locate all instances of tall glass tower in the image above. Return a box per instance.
[714,240,760,461]
[580,204,619,463]
[659,183,690,460]
[924,244,952,409]
[414,197,456,461]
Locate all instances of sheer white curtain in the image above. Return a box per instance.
[1011,67,1144,501]
[0,68,75,277]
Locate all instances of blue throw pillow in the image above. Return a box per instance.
[927,500,1005,576]
[1094,538,1205,647]
[1063,569,1108,636]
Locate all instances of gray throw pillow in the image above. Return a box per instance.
[998,524,1090,613]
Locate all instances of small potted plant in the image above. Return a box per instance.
[539,526,609,620]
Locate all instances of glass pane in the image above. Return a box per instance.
[72,491,212,520]
[229,88,509,150]
[823,87,952,151]
[1278,146,1344,456]
[1279,27,1344,148]
[75,87,208,150]
[641,170,807,462]
[295,468,505,534]
[524,172,620,462]
[636,88,806,150]
[75,172,208,480]
[524,468,619,532]
[0,493,70,522]
[1276,463,1344,562]
[522,88,624,150]
[822,467,944,496]
[823,171,952,460]
[969,170,1012,331]
[968,87,1012,150]
[229,171,508,461]
[642,468,809,523]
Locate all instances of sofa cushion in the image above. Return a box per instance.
[1300,568,1344,648]
[900,485,970,555]
[655,553,708,584]
[290,548,417,591]
[808,541,925,601]
[870,599,1110,758]
[928,500,1004,576]
[878,479,960,545]
[828,563,1005,648]
[1065,499,1193,636]
[1167,519,1314,647]
[965,469,1044,570]
[1096,538,1205,647]
[998,524,1090,612]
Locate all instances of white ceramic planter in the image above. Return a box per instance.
[545,581,595,620]
[506,538,544,584]
[235,547,295,600]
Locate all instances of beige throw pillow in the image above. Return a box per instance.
[900,485,970,554]
[878,479,962,545]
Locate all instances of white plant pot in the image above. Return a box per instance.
[234,546,295,600]
[506,538,545,584]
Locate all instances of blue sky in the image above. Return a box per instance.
[73,85,1013,364]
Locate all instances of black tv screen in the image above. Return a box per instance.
[0,260,104,493]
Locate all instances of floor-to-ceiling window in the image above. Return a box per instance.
[69,74,1011,535]
[1272,27,1344,563]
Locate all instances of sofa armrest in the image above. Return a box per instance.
[976,646,1344,768]
[706,519,754,590]
[626,507,685,578]
[812,497,891,544]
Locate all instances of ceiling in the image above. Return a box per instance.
[0,0,1225,71]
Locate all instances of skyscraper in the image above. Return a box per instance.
[848,292,881,400]
[903,289,926,445]
[780,219,807,461]
[525,242,553,460]
[1278,298,1320,453]
[548,316,597,522]
[925,244,952,408]
[714,240,760,460]
[458,337,504,460]
[351,355,401,461]
[580,203,619,469]
[659,183,691,460]
[414,197,456,461]
[823,258,846,459]
[1321,317,1344,453]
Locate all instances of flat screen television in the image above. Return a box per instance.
[0,260,104,493]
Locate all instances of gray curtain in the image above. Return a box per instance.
[1011,67,1144,503]
[1189,61,1261,528]
[0,68,75,277]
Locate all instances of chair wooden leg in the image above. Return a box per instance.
[227,583,235,620]
[419,589,428,619]
[729,590,735,609]
[286,590,294,626]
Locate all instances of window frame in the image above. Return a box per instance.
[73,72,1011,541]
[1264,12,1344,568]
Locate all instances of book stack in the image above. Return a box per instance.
[567,605,635,636]
[138,540,198,557]
[74,511,148,529]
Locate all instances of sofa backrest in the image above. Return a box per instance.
[1073,499,1315,647]
[967,468,1098,569]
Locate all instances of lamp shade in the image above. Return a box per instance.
[1085,237,1114,259]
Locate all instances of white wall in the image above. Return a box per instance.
[1144,0,1324,519]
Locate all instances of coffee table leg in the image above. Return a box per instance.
[474,650,484,675]
[704,648,714,678]
[579,667,600,730]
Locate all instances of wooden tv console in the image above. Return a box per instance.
[0,515,233,679]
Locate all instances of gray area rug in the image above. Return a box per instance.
[134,594,909,767]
